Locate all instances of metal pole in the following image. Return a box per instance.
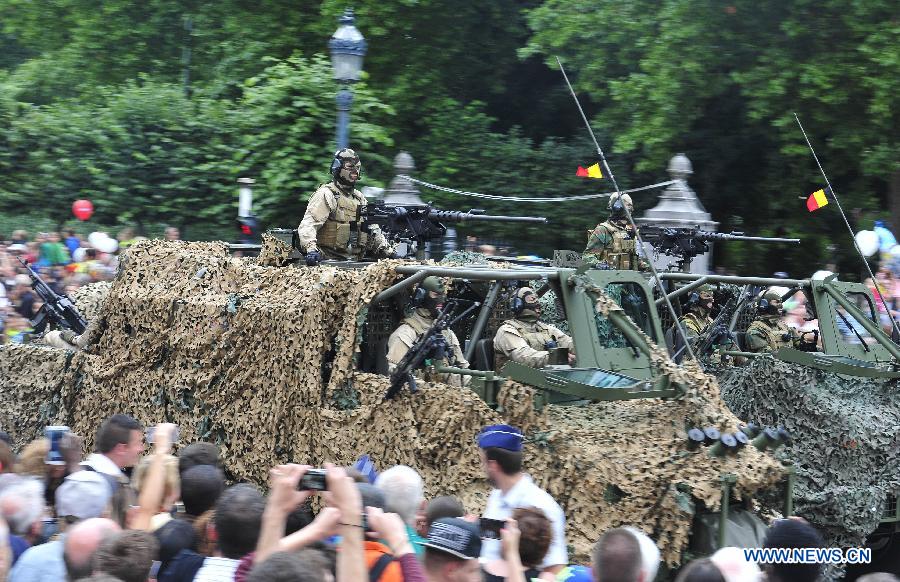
[394,265,561,281]
[794,113,900,339]
[656,276,710,307]
[658,272,810,288]
[371,271,429,304]
[336,86,353,150]
[464,281,502,362]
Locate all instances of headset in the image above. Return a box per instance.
[330,149,361,178]
[685,292,700,308]
[510,295,525,315]
[411,287,427,307]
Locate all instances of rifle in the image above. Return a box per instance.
[17,258,87,335]
[692,285,751,365]
[639,226,800,272]
[359,201,547,259]
[385,300,480,400]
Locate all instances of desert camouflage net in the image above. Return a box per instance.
[719,358,900,550]
[0,240,788,566]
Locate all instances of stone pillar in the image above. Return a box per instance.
[382,152,424,205]
[636,154,718,273]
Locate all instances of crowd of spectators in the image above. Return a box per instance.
[1,418,894,582]
[0,227,180,344]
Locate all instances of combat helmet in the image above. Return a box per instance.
[608,193,634,219]
[758,290,784,317]
[412,276,446,317]
[687,284,715,316]
[331,148,362,187]
[511,286,541,321]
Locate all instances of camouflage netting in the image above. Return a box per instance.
[0,240,789,565]
[719,358,900,550]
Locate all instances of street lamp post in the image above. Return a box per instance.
[329,9,367,151]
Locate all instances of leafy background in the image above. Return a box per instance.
[0,0,896,277]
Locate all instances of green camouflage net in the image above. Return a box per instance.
[719,357,900,551]
[0,241,789,566]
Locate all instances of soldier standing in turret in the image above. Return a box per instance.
[582,193,647,270]
[746,291,817,353]
[297,148,394,265]
[494,287,575,370]
[386,277,470,387]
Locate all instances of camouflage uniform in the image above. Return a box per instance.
[494,287,573,369]
[746,291,812,353]
[297,149,391,260]
[494,319,572,370]
[386,277,470,387]
[582,193,647,270]
[676,286,715,343]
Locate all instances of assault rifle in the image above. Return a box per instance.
[690,286,752,367]
[17,258,87,335]
[385,300,480,400]
[640,226,800,272]
[359,201,547,259]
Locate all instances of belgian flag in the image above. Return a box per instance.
[806,186,831,212]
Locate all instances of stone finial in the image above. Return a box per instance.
[383,151,423,205]
[667,153,693,181]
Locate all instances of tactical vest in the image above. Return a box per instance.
[585,222,637,270]
[747,318,793,352]
[495,319,558,370]
[401,312,457,370]
[317,184,367,253]
[680,312,712,336]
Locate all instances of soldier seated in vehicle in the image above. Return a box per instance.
[582,193,648,271]
[386,276,470,387]
[296,148,394,265]
[677,285,715,342]
[494,287,575,370]
[747,291,818,353]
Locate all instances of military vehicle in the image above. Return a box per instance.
[3,216,897,577]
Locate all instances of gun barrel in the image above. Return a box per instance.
[427,210,547,224]
[706,232,800,244]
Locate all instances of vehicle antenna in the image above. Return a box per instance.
[794,113,900,340]
[556,56,697,361]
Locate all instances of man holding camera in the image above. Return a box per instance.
[493,287,574,370]
[478,424,567,577]
[296,148,394,265]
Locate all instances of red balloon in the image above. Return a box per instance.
[72,199,94,221]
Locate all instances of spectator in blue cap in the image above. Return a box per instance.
[477,424,567,577]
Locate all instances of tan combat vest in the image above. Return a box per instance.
[586,221,637,270]
[317,184,367,253]
[747,318,793,352]
[494,319,558,370]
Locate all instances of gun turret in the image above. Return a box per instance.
[640,225,800,272]
[17,258,87,335]
[360,201,547,259]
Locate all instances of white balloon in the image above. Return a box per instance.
[811,270,834,281]
[72,247,87,262]
[87,232,108,248]
[94,236,119,254]
[890,244,900,259]
[855,230,879,257]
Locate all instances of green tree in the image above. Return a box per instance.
[236,54,394,224]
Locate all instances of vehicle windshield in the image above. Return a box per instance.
[835,292,877,345]
[596,282,657,347]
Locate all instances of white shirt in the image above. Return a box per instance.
[481,473,568,568]
[81,453,124,477]
[194,557,240,581]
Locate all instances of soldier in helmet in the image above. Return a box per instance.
[386,276,470,387]
[494,287,574,369]
[297,148,394,265]
[746,290,818,353]
[677,285,715,343]
[582,193,647,270]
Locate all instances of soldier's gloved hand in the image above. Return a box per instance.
[591,261,611,271]
[305,250,322,267]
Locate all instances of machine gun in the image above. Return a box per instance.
[385,300,480,400]
[17,258,87,335]
[691,286,751,366]
[359,201,547,259]
[640,226,800,272]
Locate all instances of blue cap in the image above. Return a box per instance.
[354,454,378,484]
[477,424,524,451]
[556,565,592,582]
